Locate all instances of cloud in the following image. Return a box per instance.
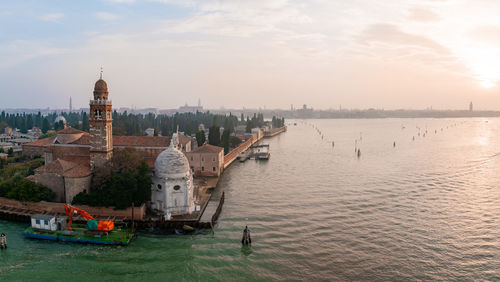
[408,7,441,22]
[39,13,64,22]
[351,23,471,77]
[357,24,450,55]
[94,12,119,21]
[0,40,69,70]
[468,25,500,45]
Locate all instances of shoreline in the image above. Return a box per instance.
[0,126,287,231]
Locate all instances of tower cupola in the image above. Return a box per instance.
[93,79,109,100]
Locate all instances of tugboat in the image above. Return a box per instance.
[23,204,134,246]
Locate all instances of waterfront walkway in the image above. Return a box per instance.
[199,179,224,223]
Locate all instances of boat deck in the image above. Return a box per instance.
[23,224,134,245]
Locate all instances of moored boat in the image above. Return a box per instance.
[252,144,270,160]
[23,207,134,246]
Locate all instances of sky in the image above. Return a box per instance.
[2,0,500,110]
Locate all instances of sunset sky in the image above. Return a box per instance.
[2,0,500,110]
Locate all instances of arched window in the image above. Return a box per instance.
[157,184,162,190]
[173,185,181,191]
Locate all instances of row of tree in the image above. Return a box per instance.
[0,110,285,142]
[0,156,55,202]
[0,111,88,134]
[272,116,286,128]
[0,110,250,137]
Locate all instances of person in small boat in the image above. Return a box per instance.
[241,226,251,245]
[0,233,6,249]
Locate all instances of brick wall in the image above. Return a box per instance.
[64,175,91,204]
[223,137,253,168]
[31,172,65,202]
[22,145,45,158]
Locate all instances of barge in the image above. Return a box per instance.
[23,205,134,246]
[23,223,134,246]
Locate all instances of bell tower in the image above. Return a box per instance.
[89,72,113,168]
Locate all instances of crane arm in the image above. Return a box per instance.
[64,204,96,231]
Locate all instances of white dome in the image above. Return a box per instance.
[55,116,67,124]
[154,134,190,179]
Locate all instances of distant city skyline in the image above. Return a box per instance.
[2,1,500,110]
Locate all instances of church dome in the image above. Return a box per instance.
[94,79,107,91]
[154,134,190,179]
[55,115,67,125]
[93,79,109,100]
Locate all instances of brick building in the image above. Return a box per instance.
[23,77,193,203]
[185,144,224,177]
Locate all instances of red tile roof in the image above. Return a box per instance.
[71,134,89,145]
[24,136,56,147]
[57,127,86,135]
[35,159,77,174]
[35,158,91,178]
[63,163,91,178]
[190,144,224,154]
[113,136,171,147]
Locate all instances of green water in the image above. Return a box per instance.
[1,118,500,281]
[0,222,271,281]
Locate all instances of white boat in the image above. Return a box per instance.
[238,150,250,162]
[252,144,270,160]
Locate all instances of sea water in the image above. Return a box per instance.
[1,118,499,281]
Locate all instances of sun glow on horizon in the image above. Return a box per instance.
[456,45,500,89]
[479,79,496,88]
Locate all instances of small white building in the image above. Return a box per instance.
[145,128,155,136]
[151,133,195,219]
[30,214,57,231]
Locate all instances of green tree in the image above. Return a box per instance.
[196,130,206,147]
[54,120,64,131]
[82,112,90,132]
[246,117,252,133]
[26,115,33,130]
[7,147,14,157]
[230,136,242,148]
[208,126,220,146]
[222,128,230,154]
[72,148,152,209]
[19,117,27,133]
[41,118,50,133]
[0,175,55,202]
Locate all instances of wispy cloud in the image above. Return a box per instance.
[408,7,441,22]
[468,25,500,45]
[39,13,64,22]
[94,12,119,21]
